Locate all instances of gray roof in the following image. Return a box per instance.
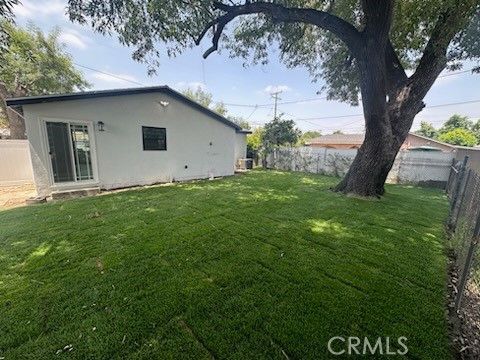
[308,132,457,149]
[307,133,365,145]
[6,86,251,133]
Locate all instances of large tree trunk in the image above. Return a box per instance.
[335,129,398,197]
[0,84,27,139]
[334,93,419,197]
[6,106,26,139]
[333,20,417,197]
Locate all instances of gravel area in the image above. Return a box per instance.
[0,183,37,209]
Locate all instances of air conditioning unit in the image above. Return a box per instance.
[236,158,253,170]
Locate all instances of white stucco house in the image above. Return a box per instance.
[6,86,250,197]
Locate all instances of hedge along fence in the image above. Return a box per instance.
[265,146,455,187]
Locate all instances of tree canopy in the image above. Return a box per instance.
[472,120,480,143]
[415,114,480,146]
[415,121,438,139]
[438,128,477,146]
[66,0,480,196]
[181,86,252,128]
[263,115,301,147]
[0,22,90,138]
[68,1,479,102]
[439,114,474,134]
[181,86,228,116]
[298,130,321,145]
[0,0,18,22]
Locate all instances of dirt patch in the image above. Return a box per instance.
[0,183,37,210]
[457,284,480,358]
[448,253,480,359]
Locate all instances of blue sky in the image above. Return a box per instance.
[13,0,480,133]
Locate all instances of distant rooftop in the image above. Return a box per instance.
[306,133,365,146]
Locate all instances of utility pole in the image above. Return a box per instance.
[271,90,282,120]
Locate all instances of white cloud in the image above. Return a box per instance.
[174,81,207,91]
[59,31,88,50]
[14,0,66,19]
[263,85,291,94]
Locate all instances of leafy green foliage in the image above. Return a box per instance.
[0,22,90,97]
[0,0,18,21]
[228,116,250,130]
[472,119,480,143]
[0,171,450,358]
[66,0,480,103]
[414,115,480,146]
[263,114,301,148]
[438,128,477,146]
[439,114,474,134]
[247,127,264,151]
[181,86,228,116]
[246,126,264,159]
[298,130,321,145]
[415,121,438,139]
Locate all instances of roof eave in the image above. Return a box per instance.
[5,86,242,132]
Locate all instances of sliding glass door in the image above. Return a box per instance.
[46,121,94,184]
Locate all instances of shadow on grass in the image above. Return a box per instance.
[0,170,450,359]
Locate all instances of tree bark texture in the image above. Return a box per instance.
[5,106,26,139]
[0,83,27,139]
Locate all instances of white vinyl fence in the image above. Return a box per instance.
[266,147,454,187]
[0,140,34,186]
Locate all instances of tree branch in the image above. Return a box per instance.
[410,0,478,101]
[385,40,407,94]
[196,1,362,58]
[361,0,395,38]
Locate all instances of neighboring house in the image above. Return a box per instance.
[455,146,480,173]
[306,133,364,149]
[402,133,456,152]
[306,132,456,152]
[6,86,251,197]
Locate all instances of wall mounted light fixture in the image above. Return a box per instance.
[97,121,105,132]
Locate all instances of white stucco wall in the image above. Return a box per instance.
[23,92,240,196]
[234,133,248,166]
[0,140,34,185]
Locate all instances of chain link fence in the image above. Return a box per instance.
[446,156,480,357]
[447,156,480,309]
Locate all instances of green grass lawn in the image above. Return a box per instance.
[0,170,450,359]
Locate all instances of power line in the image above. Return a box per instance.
[246,106,259,120]
[424,99,480,109]
[290,99,480,122]
[252,99,480,131]
[75,60,477,112]
[223,95,329,108]
[437,68,475,78]
[74,63,145,86]
[74,60,479,130]
[223,68,477,108]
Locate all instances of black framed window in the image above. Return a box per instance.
[142,126,167,151]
